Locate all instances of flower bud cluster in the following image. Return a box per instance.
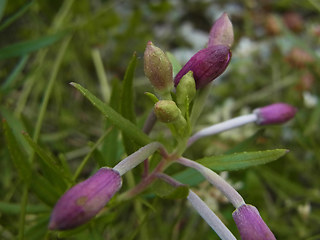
[49,12,297,240]
[174,13,234,89]
[143,13,234,136]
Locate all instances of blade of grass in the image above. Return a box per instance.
[23,133,73,187]
[73,127,112,181]
[0,55,29,93]
[0,31,67,60]
[14,0,74,116]
[0,0,7,21]
[101,79,123,166]
[0,0,34,31]
[2,119,32,180]
[18,36,71,240]
[0,201,49,214]
[121,52,138,154]
[91,48,111,103]
[32,36,71,142]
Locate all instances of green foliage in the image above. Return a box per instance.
[152,179,189,199]
[120,53,139,154]
[0,0,319,239]
[174,149,288,186]
[70,82,151,147]
[0,32,66,59]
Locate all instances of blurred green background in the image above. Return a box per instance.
[1,0,320,239]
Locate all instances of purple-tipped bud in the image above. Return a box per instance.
[144,41,173,93]
[254,103,297,125]
[174,45,231,89]
[233,204,276,240]
[208,13,234,47]
[49,168,122,230]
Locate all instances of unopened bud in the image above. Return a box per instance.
[144,41,173,94]
[176,71,196,115]
[49,168,122,230]
[208,13,234,47]
[174,45,231,89]
[254,103,297,125]
[233,204,276,240]
[154,100,181,123]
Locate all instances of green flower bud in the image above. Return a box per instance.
[176,71,196,116]
[144,41,173,95]
[154,100,180,123]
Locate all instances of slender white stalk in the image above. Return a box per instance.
[155,174,236,240]
[176,157,245,208]
[114,142,162,176]
[188,113,257,147]
[188,190,237,240]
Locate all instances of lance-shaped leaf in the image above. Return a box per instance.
[174,149,288,185]
[70,82,151,147]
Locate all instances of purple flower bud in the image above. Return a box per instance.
[174,45,231,89]
[254,103,297,125]
[233,204,276,240]
[49,168,122,230]
[208,13,234,47]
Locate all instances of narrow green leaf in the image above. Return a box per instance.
[152,179,189,199]
[0,107,31,154]
[3,119,32,181]
[0,201,49,215]
[173,168,204,186]
[70,82,151,147]
[198,149,288,171]
[258,167,320,202]
[23,133,72,185]
[30,174,61,206]
[0,0,7,21]
[1,55,29,93]
[3,119,60,205]
[120,53,138,155]
[121,53,138,154]
[0,0,33,31]
[101,80,122,166]
[121,52,137,124]
[0,31,66,60]
[174,149,288,186]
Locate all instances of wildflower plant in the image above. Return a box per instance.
[2,11,298,240]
